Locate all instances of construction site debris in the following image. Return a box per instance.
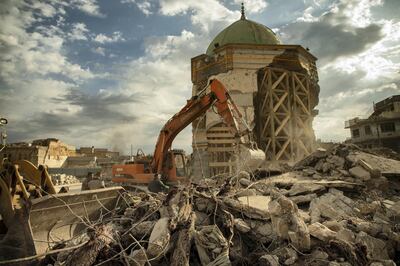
[28,144,399,265]
[51,173,80,185]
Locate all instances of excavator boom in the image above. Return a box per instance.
[111,78,265,190]
[151,79,248,175]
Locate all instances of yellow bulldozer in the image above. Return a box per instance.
[0,117,124,264]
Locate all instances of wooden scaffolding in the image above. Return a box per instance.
[206,123,237,176]
[255,67,316,161]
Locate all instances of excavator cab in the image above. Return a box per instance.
[164,149,187,181]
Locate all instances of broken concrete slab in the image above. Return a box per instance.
[288,193,317,204]
[286,183,325,196]
[308,222,337,242]
[238,195,271,213]
[357,159,381,178]
[309,188,356,223]
[194,225,230,266]
[233,218,251,233]
[349,166,371,181]
[355,231,390,260]
[347,151,400,177]
[222,196,270,220]
[269,191,310,251]
[147,217,170,259]
[247,220,275,242]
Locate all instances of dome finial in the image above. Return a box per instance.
[241,2,246,20]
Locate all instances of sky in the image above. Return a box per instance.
[1,0,399,154]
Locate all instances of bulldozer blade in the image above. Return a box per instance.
[29,186,124,255]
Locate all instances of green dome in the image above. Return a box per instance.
[206,18,281,55]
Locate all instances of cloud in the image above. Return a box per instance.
[232,0,268,14]
[108,29,205,152]
[0,1,95,83]
[121,0,153,16]
[93,31,125,43]
[70,0,104,17]
[3,81,141,146]
[158,0,239,33]
[281,1,384,62]
[69,22,89,41]
[92,46,106,56]
[277,0,400,142]
[0,0,102,147]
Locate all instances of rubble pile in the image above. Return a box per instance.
[52,174,80,186]
[45,144,400,265]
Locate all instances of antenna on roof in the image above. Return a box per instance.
[241,2,246,20]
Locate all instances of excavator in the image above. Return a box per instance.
[0,79,265,263]
[112,79,265,192]
[0,116,124,263]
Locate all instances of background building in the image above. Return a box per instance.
[77,146,119,159]
[0,138,76,168]
[345,95,400,152]
[191,6,320,177]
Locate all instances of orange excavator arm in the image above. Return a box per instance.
[151,79,249,176]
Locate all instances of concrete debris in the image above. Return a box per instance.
[286,183,325,196]
[51,173,80,185]
[237,195,271,212]
[269,190,310,251]
[41,144,400,265]
[147,217,170,259]
[308,222,337,242]
[349,166,371,181]
[194,225,230,266]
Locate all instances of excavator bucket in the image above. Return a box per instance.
[0,160,125,261]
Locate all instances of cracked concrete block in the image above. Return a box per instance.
[147,218,170,258]
[308,222,337,242]
[269,191,310,251]
[355,231,389,260]
[349,166,371,181]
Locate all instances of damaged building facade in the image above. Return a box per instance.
[191,7,320,177]
[345,95,400,152]
[0,138,76,168]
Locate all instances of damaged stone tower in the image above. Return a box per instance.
[191,5,320,177]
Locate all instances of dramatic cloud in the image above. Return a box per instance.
[281,0,384,62]
[158,0,239,33]
[278,0,400,141]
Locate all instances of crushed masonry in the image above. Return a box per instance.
[29,144,400,265]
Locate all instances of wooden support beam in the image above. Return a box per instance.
[273,92,288,112]
[276,139,290,160]
[275,116,290,137]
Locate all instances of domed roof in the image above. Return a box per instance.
[206,6,281,55]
